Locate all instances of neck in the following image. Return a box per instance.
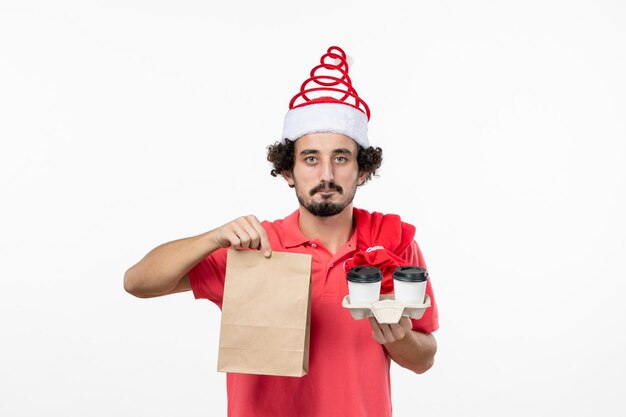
[298,204,355,255]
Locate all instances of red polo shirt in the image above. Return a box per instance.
[189,209,439,417]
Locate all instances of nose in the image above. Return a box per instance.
[319,159,334,183]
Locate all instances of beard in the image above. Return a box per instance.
[299,199,346,217]
[295,180,357,217]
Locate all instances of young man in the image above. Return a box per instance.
[124,46,439,417]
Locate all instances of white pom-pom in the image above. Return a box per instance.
[334,54,355,67]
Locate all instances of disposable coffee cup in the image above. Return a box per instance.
[392,266,428,304]
[346,266,383,305]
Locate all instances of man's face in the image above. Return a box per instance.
[284,133,367,217]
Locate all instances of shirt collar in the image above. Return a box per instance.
[283,209,310,248]
[282,208,361,251]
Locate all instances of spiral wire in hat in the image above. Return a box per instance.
[289,46,371,120]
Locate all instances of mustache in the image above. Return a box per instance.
[310,182,343,196]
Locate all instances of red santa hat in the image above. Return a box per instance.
[281,46,371,148]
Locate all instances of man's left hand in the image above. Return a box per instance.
[369,316,413,345]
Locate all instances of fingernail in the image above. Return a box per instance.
[264,250,271,257]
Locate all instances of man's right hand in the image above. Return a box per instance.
[124,215,272,298]
[212,215,272,258]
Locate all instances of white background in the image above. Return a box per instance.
[1,1,625,416]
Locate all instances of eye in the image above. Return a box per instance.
[305,156,317,163]
[335,156,347,163]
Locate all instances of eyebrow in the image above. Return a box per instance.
[299,148,354,156]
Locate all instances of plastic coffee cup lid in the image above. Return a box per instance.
[347,266,383,283]
[392,266,428,282]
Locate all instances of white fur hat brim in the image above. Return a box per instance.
[281,102,369,148]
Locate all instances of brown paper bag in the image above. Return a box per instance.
[217,249,312,377]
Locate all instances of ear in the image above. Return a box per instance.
[357,170,368,186]
[282,170,296,188]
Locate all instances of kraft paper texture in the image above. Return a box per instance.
[218,249,312,377]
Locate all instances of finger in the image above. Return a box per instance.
[378,323,397,344]
[231,223,252,249]
[246,226,261,250]
[246,215,272,257]
[241,216,262,250]
[369,317,387,345]
[220,230,241,249]
[389,323,407,341]
[399,316,413,331]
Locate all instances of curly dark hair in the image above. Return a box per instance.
[267,139,383,184]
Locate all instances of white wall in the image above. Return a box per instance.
[1,1,625,416]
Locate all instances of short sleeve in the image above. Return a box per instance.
[401,240,439,333]
[188,247,228,308]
